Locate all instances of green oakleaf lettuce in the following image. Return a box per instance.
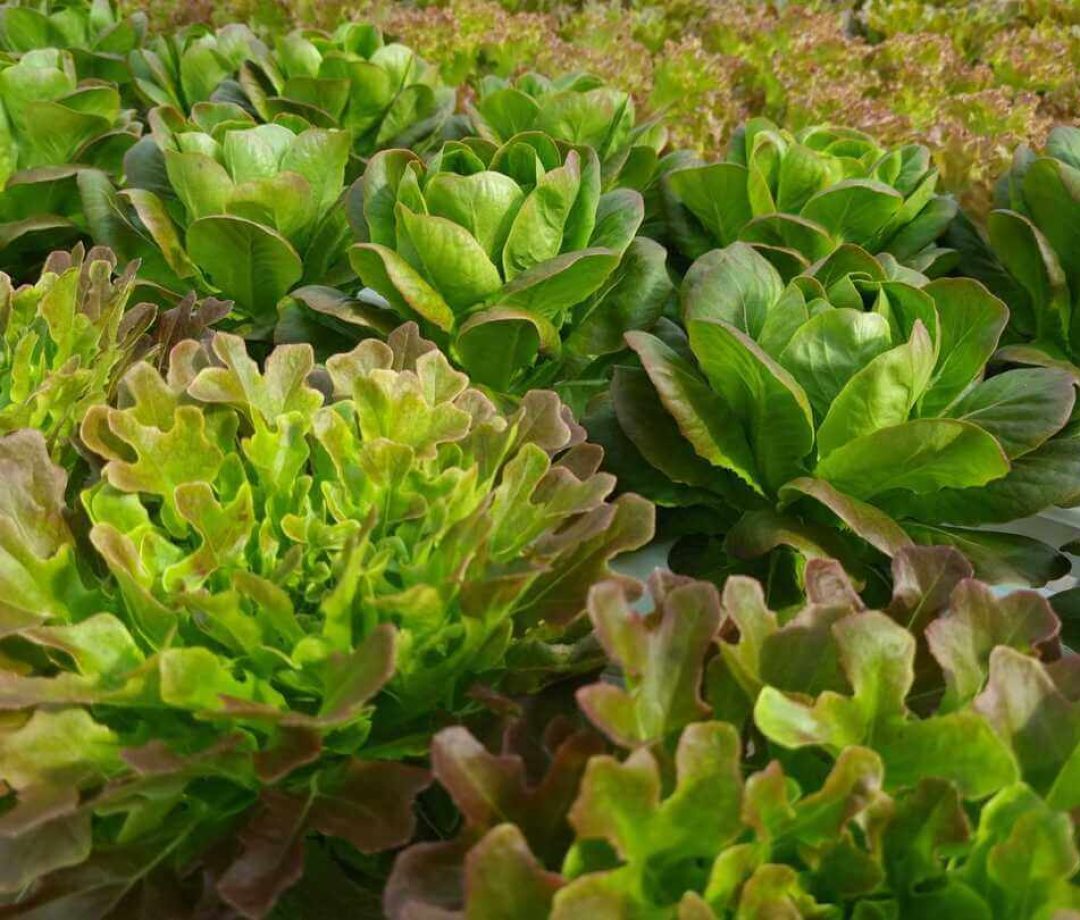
[0,47,140,272]
[594,240,1078,594]
[0,323,652,912]
[663,117,958,277]
[0,244,156,467]
[389,547,1079,918]
[344,135,672,399]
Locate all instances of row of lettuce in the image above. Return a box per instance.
[0,1,1079,917]
[123,0,1080,218]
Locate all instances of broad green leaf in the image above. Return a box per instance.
[502,150,581,279]
[396,205,503,311]
[349,242,454,332]
[163,148,232,221]
[778,308,892,420]
[666,162,752,246]
[186,215,302,320]
[680,242,783,335]
[424,170,525,265]
[944,367,1076,459]
[919,278,1008,417]
[817,322,935,458]
[815,419,1010,500]
[626,331,761,494]
[687,319,814,493]
[800,179,903,244]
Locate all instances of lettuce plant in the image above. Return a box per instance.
[0,48,140,271]
[663,117,958,277]
[343,135,672,400]
[238,23,454,159]
[128,22,268,112]
[591,241,1079,595]
[0,0,144,85]
[467,71,667,188]
[0,244,151,468]
[951,125,1080,380]
[389,548,1080,918]
[0,323,653,913]
[83,102,353,330]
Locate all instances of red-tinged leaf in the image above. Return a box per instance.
[973,646,1080,799]
[308,759,431,853]
[804,558,865,611]
[887,545,973,634]
[0,782,77,836]
[0,810,91,894]
[577,572,721,748]
[463,824,562,919]
[516,493,655,628]
[254,727,322,784]
[384,838,473,919]
[318,624,398,723]
[431,724,603,862]
[216,789,312,918]
[927,579,1063,709]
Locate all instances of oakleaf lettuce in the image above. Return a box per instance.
[0,322,652,912]
[388,548,1080,918]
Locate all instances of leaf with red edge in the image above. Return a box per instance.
[464,824,563,919]
[577,570,721,748]
[928,579,1062,710]
[216,789,312,919]
[308,759,431,854]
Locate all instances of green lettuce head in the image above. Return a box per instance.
[342,134,672,401]
[0,323,652,913]
[128,21,267,112]
[950,125,1080,380]
[389,549,1079,919]
[0,0,144,83]
[663,117,959,277]
[82,102,354,330]
[0,47,139,272]
[239,23,454,158]
[592,241,1079,599]
[467,71,667,189]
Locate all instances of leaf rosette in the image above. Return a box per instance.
[950,125,1080,381]
[238,23,454,159]
[390,550,1080,919]
[83,102,354,328]
[592,240,1080,595]
[0,0,144,85]
[0,323,653,912]
[663,117,959,278]
[467,71,668,191]
[343,134,672,400]
[128,21,267,112]
[0,46,140,272]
